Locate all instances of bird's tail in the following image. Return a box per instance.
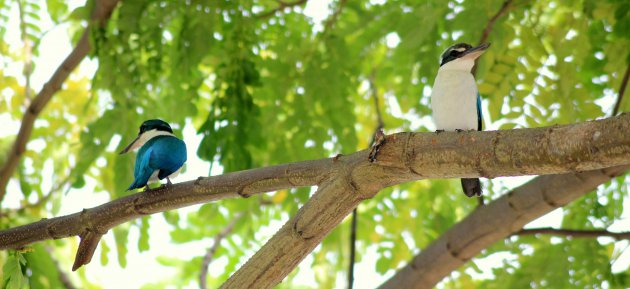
[461,178,482,197]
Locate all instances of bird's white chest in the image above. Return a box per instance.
[430,70,479,131]
[148,166,183,183]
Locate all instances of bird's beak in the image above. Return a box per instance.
[119,135,141,154]
[462,43,491,60]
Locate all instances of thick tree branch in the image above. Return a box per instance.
[200,215,242,289]
[612,63,630,116]
[1,115,629,274]
[218,115,630,288]
[377,165,629,289]
[0,0,121,204]
[2,157,332,270]
[515,228,630,240]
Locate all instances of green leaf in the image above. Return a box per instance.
[113,226,129,268]
[46,0,68,23]
[138,217,150,252]
[2,252,28,289]
[100,240,110,266]
[25,244,64,289]
[71,175,85,188]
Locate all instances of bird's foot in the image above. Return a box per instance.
[368,128,386,163]
[157,178,173,189]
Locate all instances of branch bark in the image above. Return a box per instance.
[218,115,630,288]
[515,228,630,240]
[377,165,628,289]
[3,157,332,270]
[0,0,121,205]
[1,115,629,274]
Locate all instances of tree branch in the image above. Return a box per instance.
[200,214,242,289]
[471,0,514,76]
[348,207,358,289]
[255,0,308,19]
[377,165,629,289]
[1,158,333,269]
[322,0,348,36]
[479,0,513,46]
[369,69,384,131]
[1,115,629,274]
[0,0,121,205]
[46,245,79,289]
[218,115,630,289]
[515,228,630,240]
[612,63,630,116]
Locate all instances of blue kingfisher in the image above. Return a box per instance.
[119,119,187,190]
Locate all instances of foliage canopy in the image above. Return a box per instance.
[0,0,629,288]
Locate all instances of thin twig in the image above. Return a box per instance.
[369,70,384,131]
[0,174,71,219]
[0,0,121,205]
[612,63,630,116]
[200,214,243,289]
[353,68,385,288]
[18,174,72,212]
[322,0,348,36]
[479,0,514,45]
[367,70,386,162]
[255,0,308,19]
[471,0,514,76]
[347,208,357,289]
[514,228,630,240]
[45,245,79,289]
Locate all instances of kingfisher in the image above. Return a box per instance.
[119,119,187,191]
[430,42,490,197]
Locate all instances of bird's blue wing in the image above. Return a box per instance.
[128,146,155,190]
[148,136,187,180]
[126,136,187,190]
[476,92,483,131]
